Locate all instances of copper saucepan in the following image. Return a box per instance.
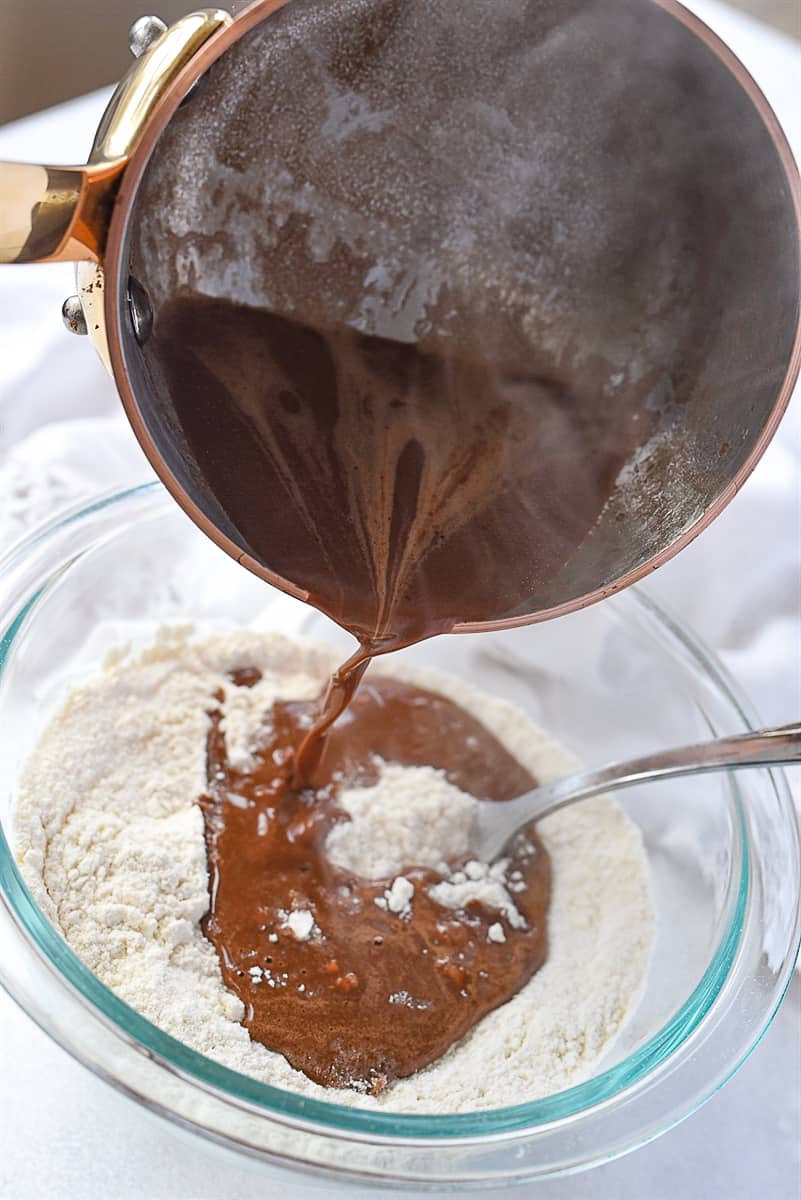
[0,0,799,634]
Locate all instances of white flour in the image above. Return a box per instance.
[329,767,528,928]
[14,630,654,1113]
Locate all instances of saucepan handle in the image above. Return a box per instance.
[0,160,125,265]
[0,9,233,267]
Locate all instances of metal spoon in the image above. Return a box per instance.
[478,723,801,862]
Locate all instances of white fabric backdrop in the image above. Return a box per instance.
[0,5,799,1200]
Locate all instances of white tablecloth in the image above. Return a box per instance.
[0,2,798,1197]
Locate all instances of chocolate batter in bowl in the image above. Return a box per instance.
[199,672,551,1094]
[0,487,798,1185]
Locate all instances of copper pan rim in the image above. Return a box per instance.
[103,0,801,635]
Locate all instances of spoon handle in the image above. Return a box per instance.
[480,723,801,860]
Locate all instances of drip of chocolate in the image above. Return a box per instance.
[201,672,550,1093]
[152,292,648,779]
[151,296,648,649]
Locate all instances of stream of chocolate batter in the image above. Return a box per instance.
[154,290,649,1086]
[154,294,650,774]
[201,672,550,1092]
[153,296,648,659]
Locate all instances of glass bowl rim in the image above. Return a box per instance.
[0,482,796,1146]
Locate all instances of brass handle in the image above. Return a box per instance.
[0,9,232,268]
[0,160,125,265]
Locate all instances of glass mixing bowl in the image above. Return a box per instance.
[0,484,798,1188]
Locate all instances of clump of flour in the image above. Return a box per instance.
[374,875,415,917]
[14,630,654,1113]
[280,909,319,942]
[327,762,476,877]
[329,774,528,929]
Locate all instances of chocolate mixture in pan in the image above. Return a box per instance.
[153,295,648,760]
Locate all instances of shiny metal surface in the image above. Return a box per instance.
[128,14,168,58]
[61,294,88,335]
[479,722,801,860]
[0,159,124,265]
[0,9,232,363]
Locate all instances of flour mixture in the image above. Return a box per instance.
[14,630,653,1112]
